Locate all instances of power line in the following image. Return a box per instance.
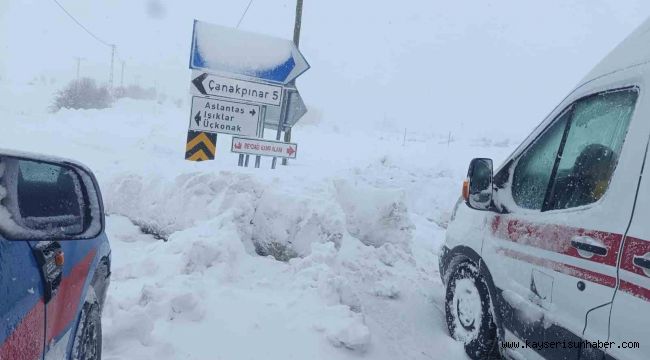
[236,0,254,28]
[50,0,113,48]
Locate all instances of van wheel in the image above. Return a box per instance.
[445,262,499,359]
[73,300,102,360]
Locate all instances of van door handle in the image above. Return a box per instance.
[633,255,650,271]
[570,237,608,257]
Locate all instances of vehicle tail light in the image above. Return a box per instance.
[55,250,65,267]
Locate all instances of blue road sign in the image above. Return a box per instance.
[189,20,310,85]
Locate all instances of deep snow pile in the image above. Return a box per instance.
[0,97,515,359]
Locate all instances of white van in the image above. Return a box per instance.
[440,19,650,360]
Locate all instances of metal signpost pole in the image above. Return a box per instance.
[255,106,266,168]
[272,88,289,169]
[283,0,303,166]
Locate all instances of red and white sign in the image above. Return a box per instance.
[231,136,298,159]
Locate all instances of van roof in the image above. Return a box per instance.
[581,17,650,85]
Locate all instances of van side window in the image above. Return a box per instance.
[512,110,570,209]
[546,89,638,210]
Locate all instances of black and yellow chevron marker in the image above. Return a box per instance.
[185,131,217,161]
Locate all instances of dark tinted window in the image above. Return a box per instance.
[512,110,570,210]
[546,89,637,209]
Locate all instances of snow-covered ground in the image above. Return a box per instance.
[0,93,515,359]
[3,2,649,358]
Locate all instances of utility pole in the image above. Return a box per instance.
[120,61,125,88]
[109,44,116,89]
[74,57,83,80]
[74,57,83,100]
[282,0,303,166]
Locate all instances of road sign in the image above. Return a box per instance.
[264,89,307,130]
[189,20,310,84]
[189,96,261,137]
[231,136,297,159]
[191,71,283,106]
[185,131,217,161]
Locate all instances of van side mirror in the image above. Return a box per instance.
[0,154,104,241]
[463,158,493,210]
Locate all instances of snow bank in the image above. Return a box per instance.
[105,168,417,262]
[335,179,414,250]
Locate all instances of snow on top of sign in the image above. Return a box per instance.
[194,21,293,73]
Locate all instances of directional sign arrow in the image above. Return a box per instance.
[192,73,208,95]
[250,109,256,116]
[286,146,296,157]
[194,111,201,126]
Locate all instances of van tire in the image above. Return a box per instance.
[72,297,102,360]
[445,261,499,359]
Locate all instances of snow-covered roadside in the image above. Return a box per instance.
[0,98,516,359]
[100,168,470,359]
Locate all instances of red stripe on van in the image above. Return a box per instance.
[497,248,617,288]
[0,300,44,360]
[491,215,650,302]
[491,215,621,267]
[619,280,650,302]
[46,249,96,344]
[619,237,650,277]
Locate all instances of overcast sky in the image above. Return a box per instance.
[1,0,649,136]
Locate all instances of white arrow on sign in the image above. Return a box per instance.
[189,96,261,137]
[191,71,283,106]
[231,136,298,159]
[264,89,308,130]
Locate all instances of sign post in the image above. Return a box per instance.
[271,88,289,169]
[254,106,267,168]
[185,20,309,167]
[284,0,305,166]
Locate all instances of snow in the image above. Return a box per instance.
[0,95,507,359]
[194,21,294,73]
[2,1,649,358]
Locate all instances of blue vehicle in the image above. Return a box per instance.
[0,151,111,360]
